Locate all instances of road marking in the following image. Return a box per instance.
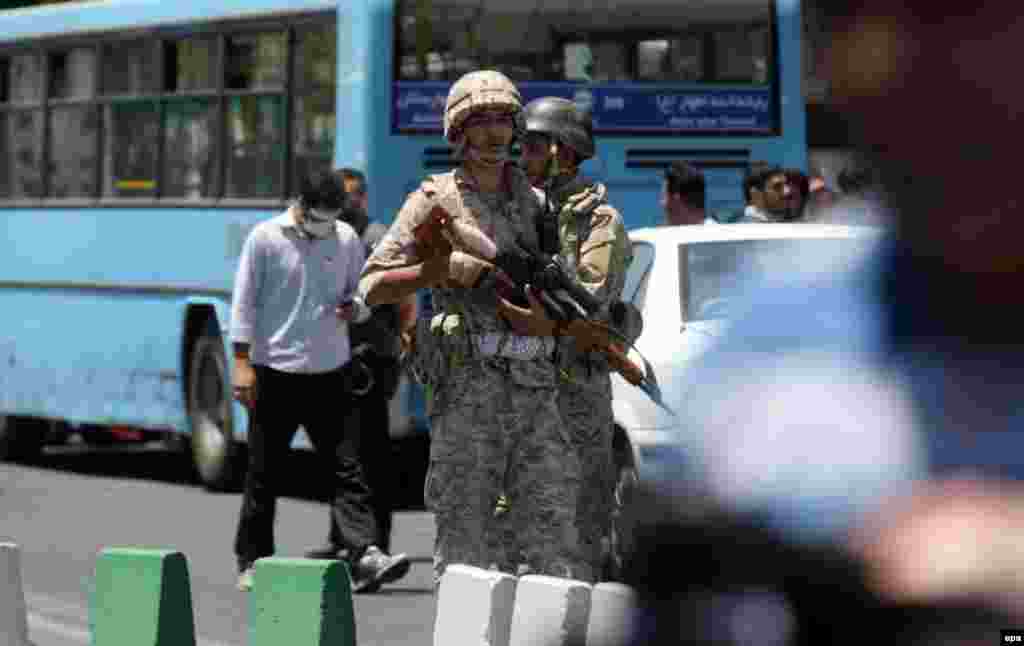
[26,592,239,646]
[27,611,92,644]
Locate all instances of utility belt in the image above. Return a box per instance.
[470,333,556,361]
[408,317,556,389]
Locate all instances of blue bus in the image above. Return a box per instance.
[0,0,806,491]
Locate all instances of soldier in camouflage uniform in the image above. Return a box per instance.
[358,71,581,584]
[510,96,634,583]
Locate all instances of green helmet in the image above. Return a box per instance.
[443,70,522,143]
[522,96,595,160]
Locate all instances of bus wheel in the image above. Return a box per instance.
[188,329,241,492]
[0,415,44,462]
[606,432,638,581]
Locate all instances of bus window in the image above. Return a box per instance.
[162,36,219,199]
[163,97,218,200]
[49,49,96,100]
[225,32,286,198]
[562,43,591,82]
[714,25,771,84]
[395,0,773,85]
[0,58,9,104]
[102,41,159,96]
[637,37,704,82]
[48,105,99,198]
[292,26,336,193]
[165,37,217,93]
[3,109,44,198]
[1,54,44,198]
[104,101,159,198]
[101,42,160,198]
[0,114,7,198]
[226,32,286,91]
[8,53,43,104]
[46,49,99,199]
[226,95,284,199]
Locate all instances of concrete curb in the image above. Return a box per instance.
[91,547,196,646]
[0,543,31,646]
[433,565,517,646]
[433,566,640,646]
[249,558,356,646]
[585,583,637,646]
[509,575,591,646]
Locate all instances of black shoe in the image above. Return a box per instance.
[350,546,411,594]
[305,545,347,560]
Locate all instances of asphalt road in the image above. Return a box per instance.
[0,441,438,646]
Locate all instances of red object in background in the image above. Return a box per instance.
[108,426,143,441]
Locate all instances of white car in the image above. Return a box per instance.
[607,222,880,568]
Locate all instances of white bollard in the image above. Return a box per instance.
[509,575,591,646]
[585,583,637,646]
[433,565,517,646]
[0,543,31,646]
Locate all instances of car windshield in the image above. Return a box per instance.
[683,236,872,321]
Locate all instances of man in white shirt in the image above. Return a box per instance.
[229,171,409,592]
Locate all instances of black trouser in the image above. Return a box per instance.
[329,354,399,553]
[235,365,377,566]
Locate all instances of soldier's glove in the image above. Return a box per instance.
[446,250,495,289]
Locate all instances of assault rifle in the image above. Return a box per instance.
[413,205,671,413]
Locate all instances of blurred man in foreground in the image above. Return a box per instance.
[625,2,1024,642]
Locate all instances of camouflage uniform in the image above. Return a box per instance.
[550,175,632,582]
[360,164,581,584]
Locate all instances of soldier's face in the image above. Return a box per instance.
[520,131,552,183]
[463,109,516,163]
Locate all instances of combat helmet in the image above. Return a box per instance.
[443,70,523,142]
[522,96,594,160]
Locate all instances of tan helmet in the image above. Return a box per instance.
[443,70,522,142]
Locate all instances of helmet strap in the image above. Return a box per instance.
[546,141,578,182]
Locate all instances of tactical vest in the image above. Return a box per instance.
[427,168,541,336]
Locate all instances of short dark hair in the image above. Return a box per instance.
[338,168,366,195]
[298,169,347,211]
[664,161,705,211]
[743,163,785,203]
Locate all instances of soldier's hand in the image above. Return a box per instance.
[565,319,606,354]
[446,251,494,288]
[420,253,451,286]
[498,284,557,336]
[233,357,258,409]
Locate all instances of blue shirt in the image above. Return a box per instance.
[230,209,368,374]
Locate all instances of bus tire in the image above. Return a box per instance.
[187,327,241,492]
[0,415,44,462]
